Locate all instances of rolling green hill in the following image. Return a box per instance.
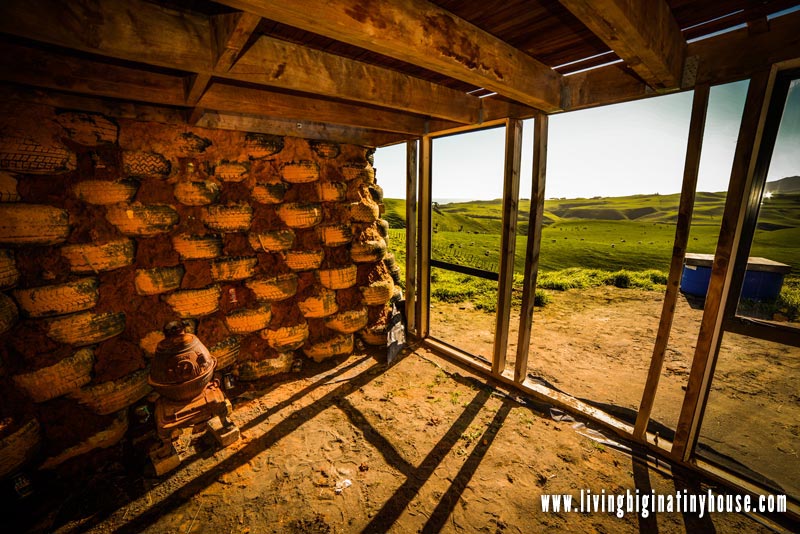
[385,191,739,233]
[384,190,800,319]
[384,190,799,234]
[383,190,800,275]
[766,176,800,194]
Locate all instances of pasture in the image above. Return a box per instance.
[383,188,800,319]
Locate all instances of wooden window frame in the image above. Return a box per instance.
[414,119,520,374]
[407,59,800,523]
[723,68,800,345]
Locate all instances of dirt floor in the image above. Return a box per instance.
[430,287,800,499]
[6,342,791,533]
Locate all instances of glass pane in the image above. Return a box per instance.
[429,127,505,356]
[429,268,498,361]
[649,80,749,431]
[374,143,408,288]
[519,91,694,417]
[507,119,536,370]
[697,333,800,498]
[736,78,800,328]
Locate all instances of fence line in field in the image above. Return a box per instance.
[387,229,499,273]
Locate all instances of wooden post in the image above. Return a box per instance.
[722,73,794,322]
[405,140,418,336]
[492,119,523,375]
[416,136,433,339]
[672,70,775,461]
[514,114,548,383]
[633,84,709,440]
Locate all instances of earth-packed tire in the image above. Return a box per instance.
[13,277,99,317]
[245,274,298,302]
[12,348,94,402]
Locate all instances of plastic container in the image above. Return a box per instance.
[681,253,791,301]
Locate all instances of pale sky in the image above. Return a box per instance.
[374,79,800,201]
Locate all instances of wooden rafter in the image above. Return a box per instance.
[198,83,456,134]
[211,11,262,72]
[558,0,684,89]
[0,0,481,124]
[561,9,800,111]
[185,11,262,117]
[0,42,453,136]
[0,41,186,106]
[214,0,563,112]
[196,111,408,147]
[185,73,213,107]
[230,34,479,123]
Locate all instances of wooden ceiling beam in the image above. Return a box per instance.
[0,84,402,147]
[561,63,652,111]
[562,9,800,111]
[0,84,188,125]
[481,98,537,122]
[197,83,457,135]
[0,41,187,106]
[196,111,410,147]
[187,11,261,114]
[0,42,443,136]
[0,0,214,70]
[558,0,685,90]
[230,34,479,123]
[0,0,480,124]
[211,11,262,72]
[688,9,800,87]
[214,0,563,112]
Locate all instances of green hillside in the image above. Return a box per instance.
[766,175,800,194]
[383,191,800,275]
[385,189,800,232]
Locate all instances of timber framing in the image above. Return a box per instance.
[215,0,563,112]
[412,60,799,522]
[2,0,800,522]
[672,70,774,462]
[0,0,485,128]
[633,85,711,439]
[492,119,522,375]
[0,1,797,142]
[558,0,685,90]
[562,10,800,111]
[416,135,433,339]
[405,141,419,337]
[0,42,454,136]
[514,114,548,383]
[633,84,709,440]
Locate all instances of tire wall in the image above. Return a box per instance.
[0,103,395,473]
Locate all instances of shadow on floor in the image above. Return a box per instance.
[7,348,791,534]
[6,351,379,534]
[9,349,518,534]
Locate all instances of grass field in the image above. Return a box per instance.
[383,187,800,319]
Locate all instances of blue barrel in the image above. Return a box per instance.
[740,270,787,301]
[680,264,712,297]
[681,253,790,301]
